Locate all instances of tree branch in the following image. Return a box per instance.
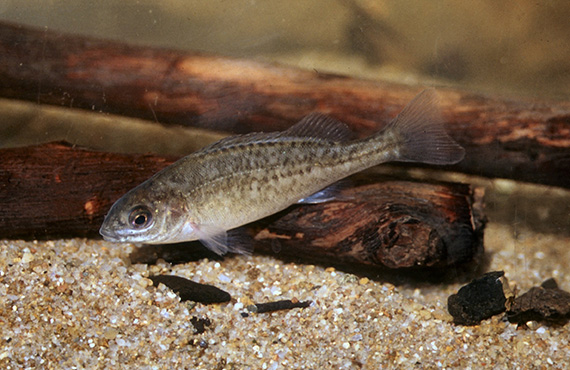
[0,22,568,187]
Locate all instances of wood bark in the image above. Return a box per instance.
[0,142,177,239]
[249,178,485,269]
[0,22,568,188]
[0,142,484,269]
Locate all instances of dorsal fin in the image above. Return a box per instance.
[284,113,354,142]
[198,113,353,154]
[199,132,282,153]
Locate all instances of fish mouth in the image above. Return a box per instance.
[99,224,121,242]
[99,222,162,244]
[99,219,131,242]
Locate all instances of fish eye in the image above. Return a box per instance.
[128,206,153,229]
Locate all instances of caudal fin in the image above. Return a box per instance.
[386,89,465,165]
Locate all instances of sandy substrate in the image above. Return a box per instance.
[1,221,569,369]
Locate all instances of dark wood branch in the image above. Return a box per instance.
[0,142,177,239]
[0,142,484,269]
[250,178,485,269]
[2,22,567,187]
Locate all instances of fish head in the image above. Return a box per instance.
[99,182,192,244]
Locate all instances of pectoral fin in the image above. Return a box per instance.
[195,224,253,256]
[297,180,353,204]
[297,188,337,204]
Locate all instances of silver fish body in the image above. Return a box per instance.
[100,89,465,254]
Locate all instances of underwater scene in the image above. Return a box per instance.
[1,1,569,369]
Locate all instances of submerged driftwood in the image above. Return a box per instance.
[0,22,568,187]
[0,142,484,269]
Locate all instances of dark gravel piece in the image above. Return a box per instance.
[149,275,231,304]
[507,278,570,325]
[190,316,212,334]
[448,271,509,325]
[246,299,312,314]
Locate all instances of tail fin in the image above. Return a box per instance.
[385,89,465,165]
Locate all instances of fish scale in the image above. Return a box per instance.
[100,90,465,255]
[185,140,375,217]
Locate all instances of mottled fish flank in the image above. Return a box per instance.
[100,89,465,254]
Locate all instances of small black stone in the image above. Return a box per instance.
[448,271,508,325]
[507,278,570,325]
[149,275,231,304]
[245,299,312,314]
[190,316,211,334]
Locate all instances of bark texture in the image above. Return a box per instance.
[0,22,568,187]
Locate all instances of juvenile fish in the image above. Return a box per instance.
[99,89,465,254]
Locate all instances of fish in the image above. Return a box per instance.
[99,89,465,255]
